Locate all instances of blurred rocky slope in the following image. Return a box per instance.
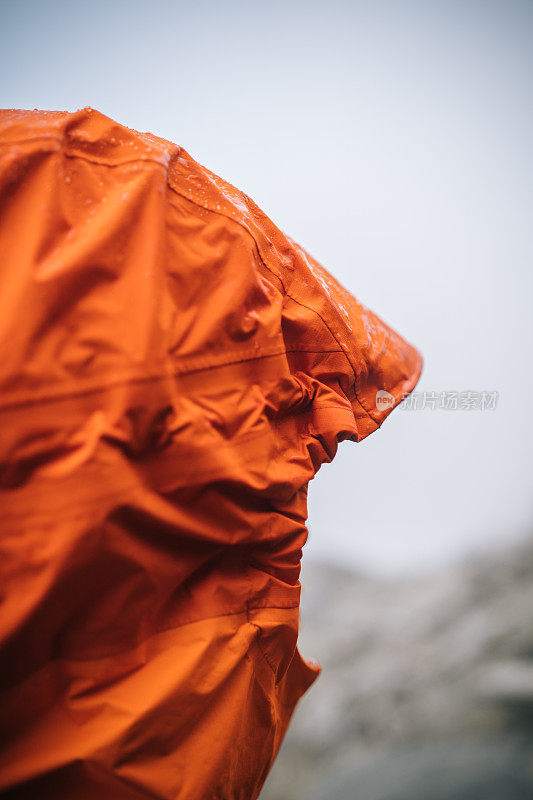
[261,536,533,800]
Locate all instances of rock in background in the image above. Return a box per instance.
[261,536,533,800]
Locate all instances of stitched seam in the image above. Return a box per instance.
[16,603,299,667]
[248,621,279,678]
[0,349,345,413]
[166,188,287,294]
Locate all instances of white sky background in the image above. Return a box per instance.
[1,0,532,575]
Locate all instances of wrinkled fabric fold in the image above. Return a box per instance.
[0,107,422,799]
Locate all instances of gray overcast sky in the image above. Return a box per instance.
[1,0,532,575]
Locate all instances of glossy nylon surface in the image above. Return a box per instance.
[0,108,422,799]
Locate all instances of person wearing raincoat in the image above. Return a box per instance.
[0,107,423,800]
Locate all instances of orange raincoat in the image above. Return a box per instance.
[0,108,422,799]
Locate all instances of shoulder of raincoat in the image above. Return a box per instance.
[0,107,423,800]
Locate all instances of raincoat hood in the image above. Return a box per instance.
[0,107,422,799]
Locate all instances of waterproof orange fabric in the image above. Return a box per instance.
[0,108,423,799]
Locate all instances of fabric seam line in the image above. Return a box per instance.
[39,604,300,666]
[0,349,346,412]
